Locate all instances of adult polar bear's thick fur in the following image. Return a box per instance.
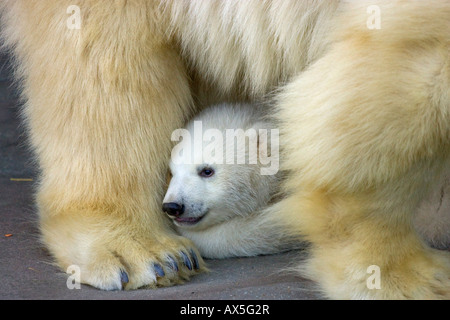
[1,0,449,298]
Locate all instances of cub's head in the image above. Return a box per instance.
[162,104,279,232]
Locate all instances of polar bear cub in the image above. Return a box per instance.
[163,103,296,259]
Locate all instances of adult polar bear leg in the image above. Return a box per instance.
[277,23,450,298]
[1,1,203,290]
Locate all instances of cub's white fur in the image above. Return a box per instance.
[164,104,296,258]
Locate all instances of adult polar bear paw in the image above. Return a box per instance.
[41,211,203,291]
[308,246,450,300]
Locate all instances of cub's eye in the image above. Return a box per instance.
[199,168,215,178]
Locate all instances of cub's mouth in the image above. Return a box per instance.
[173,213,207,227]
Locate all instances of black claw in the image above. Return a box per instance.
[120,270,129,285]
[153,263,165,277]
[167,255,179,272]
[190,249,200,270]
[181,251,193,271]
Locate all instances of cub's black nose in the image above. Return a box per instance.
[162,202,185,217]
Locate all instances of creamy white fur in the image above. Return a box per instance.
[1,0,449,298]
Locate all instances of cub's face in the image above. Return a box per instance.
[163,161,225,230]
[163,160,261,231]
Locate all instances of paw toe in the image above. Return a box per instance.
[190,249,200,270]
[180,251,193,271]
[166,255,179,272]
[153,263,165,278]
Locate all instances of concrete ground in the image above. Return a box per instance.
[0,54,320,300]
